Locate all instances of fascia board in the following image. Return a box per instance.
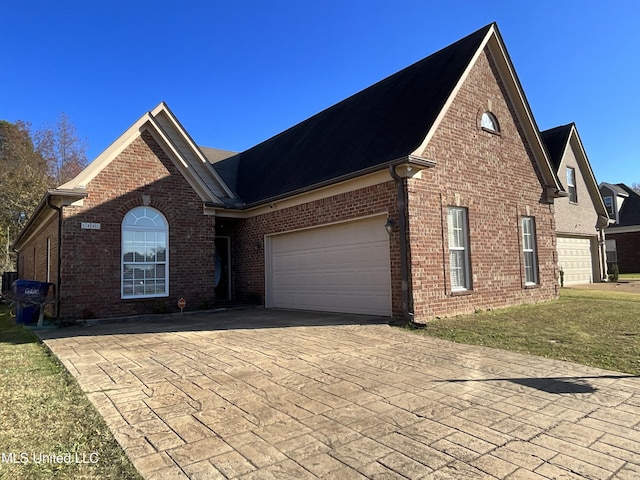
[606,225,640,234]
[410,26,493,157]
[568,126,610,220]
[58,114,149,190]
[144,115,223,205]
[151,103,236,199]
[485,31,562,194]
[13,190,87,249]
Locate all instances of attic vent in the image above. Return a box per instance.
[481,112,500,133]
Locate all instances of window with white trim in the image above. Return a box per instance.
[521,216,538,285]
[605,239,617,263]
[604,196,614,217]
[447,207,471,291]
[122,207,168,298]
[567,167,577,202]
[481,112,500,133]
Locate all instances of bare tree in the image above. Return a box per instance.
[35,112,88,186]
[632,182,640,195]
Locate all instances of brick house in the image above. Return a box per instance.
[599,183,640,274]
[540,124,609,285]
[14,23,566,323]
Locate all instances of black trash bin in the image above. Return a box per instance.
[13,280,52,325]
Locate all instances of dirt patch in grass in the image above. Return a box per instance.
[0,305,142,479]
[413,288,640,376]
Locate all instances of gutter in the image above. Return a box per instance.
[211,155,437,212]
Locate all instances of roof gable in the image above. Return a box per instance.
[541,123,608,224]
[214,24,493,206]
[614,183,640,227]
[540,124,572,171]
[214,23,562,207]
[59,103,233,204]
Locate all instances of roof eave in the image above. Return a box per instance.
[13,189,88,249]
[216,155,437,211]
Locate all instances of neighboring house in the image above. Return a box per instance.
[540,124,609,285]
[599,182,640,273]
[13,23,566,323]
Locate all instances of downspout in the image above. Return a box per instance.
[46,196,63,321]
[597,214,609,282]
[389,166,414,324]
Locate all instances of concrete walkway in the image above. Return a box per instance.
[38,309,640,479]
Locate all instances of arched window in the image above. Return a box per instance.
[481,111,500,133]
[122,207,168,298]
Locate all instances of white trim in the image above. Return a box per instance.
[522,216,538,285]
[410,25,561,196]
[121,207,169,299]
[447,207,471,291]
[411,27,493,156]
[151,103,236,199]
[58,103,230,205]
[215,170,392,219]
[606,225,640,234]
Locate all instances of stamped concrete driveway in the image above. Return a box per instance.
[39,309,640,479]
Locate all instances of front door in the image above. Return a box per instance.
[214,237,231,301]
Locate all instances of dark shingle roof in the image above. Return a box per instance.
[540,124,573,171]
[615,183,640,227]
[213,24,493,206]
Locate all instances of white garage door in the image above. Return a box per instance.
[556,236,594,285]
[266,216,392,316]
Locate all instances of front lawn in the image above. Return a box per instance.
[0,304,142,479]
[415,288,640,375]
[619,273,640,281]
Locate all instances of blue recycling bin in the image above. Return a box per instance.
[13,280,52,325]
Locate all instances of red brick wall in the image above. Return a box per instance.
[606,231,640,273]
[17,213,59,310]
[18,212,58,316]
[58,130,215,320]
[409,47,558,321]
[219,182,403,317]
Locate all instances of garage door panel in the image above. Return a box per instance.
[556,236,594,285]
[268,217,392,316]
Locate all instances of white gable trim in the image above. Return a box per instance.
[150,103,236,199]
[411,28,493,157]
[411,24,562,196]
[58,103,233,204]
[566,125,609,225]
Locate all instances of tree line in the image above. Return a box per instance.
[0,113,87,273]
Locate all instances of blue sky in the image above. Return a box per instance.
[2,1,639,185]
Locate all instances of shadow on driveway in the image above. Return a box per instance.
[442,374,639,394]
[37,307,390,339]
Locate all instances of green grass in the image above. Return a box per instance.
[619,273,640,280]
[0,304,142,480]
[413,288,640,375]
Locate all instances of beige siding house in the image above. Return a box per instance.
[541,124,609,285]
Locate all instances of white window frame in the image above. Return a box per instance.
[121,207,169,299]
[604,196,614,217]
[481,112,500,133]
[447,207,471,291]
[605,239,617,263]
[521,216,538,286]
[567,167,577,203]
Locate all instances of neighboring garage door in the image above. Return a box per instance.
[266,216,392,316]
[556,236,594,285]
